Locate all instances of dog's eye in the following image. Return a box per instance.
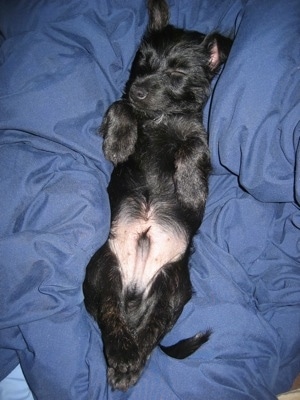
[167,70,186,87]
[167,70,186,77]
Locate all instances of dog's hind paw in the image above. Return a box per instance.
[106,349,145,391]
[108,365,142,391]
[104,331,146,391]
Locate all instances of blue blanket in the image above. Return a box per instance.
[0,0,299,399]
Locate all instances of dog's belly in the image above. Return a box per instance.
[109,209,187,292]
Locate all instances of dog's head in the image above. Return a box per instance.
[126,0,232,117]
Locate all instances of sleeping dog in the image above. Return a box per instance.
[83,0,232,391]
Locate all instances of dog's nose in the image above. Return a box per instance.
[130,84,148,100]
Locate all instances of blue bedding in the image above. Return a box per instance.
[0,0,299,399]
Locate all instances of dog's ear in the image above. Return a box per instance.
[147,0,169,31]
[204,33,232,71]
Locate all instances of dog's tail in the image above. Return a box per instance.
[160,330,211,359]
[147,0,169,31]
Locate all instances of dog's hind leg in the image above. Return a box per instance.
[134,258,211,361]
[83,243,143,391]
[134,256,193,360]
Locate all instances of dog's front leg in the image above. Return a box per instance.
[174,135,211,215]
[100,100,138,165]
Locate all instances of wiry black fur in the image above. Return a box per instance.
[83,0,231,391]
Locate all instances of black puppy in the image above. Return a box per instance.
[84,0,231,391]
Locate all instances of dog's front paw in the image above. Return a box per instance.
[174,163,207,211]
[174,141,209,213]
[100,100,138,165]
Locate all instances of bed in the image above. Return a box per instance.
[0,0,299,399]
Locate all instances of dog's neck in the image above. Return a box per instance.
[135,109,204,125]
